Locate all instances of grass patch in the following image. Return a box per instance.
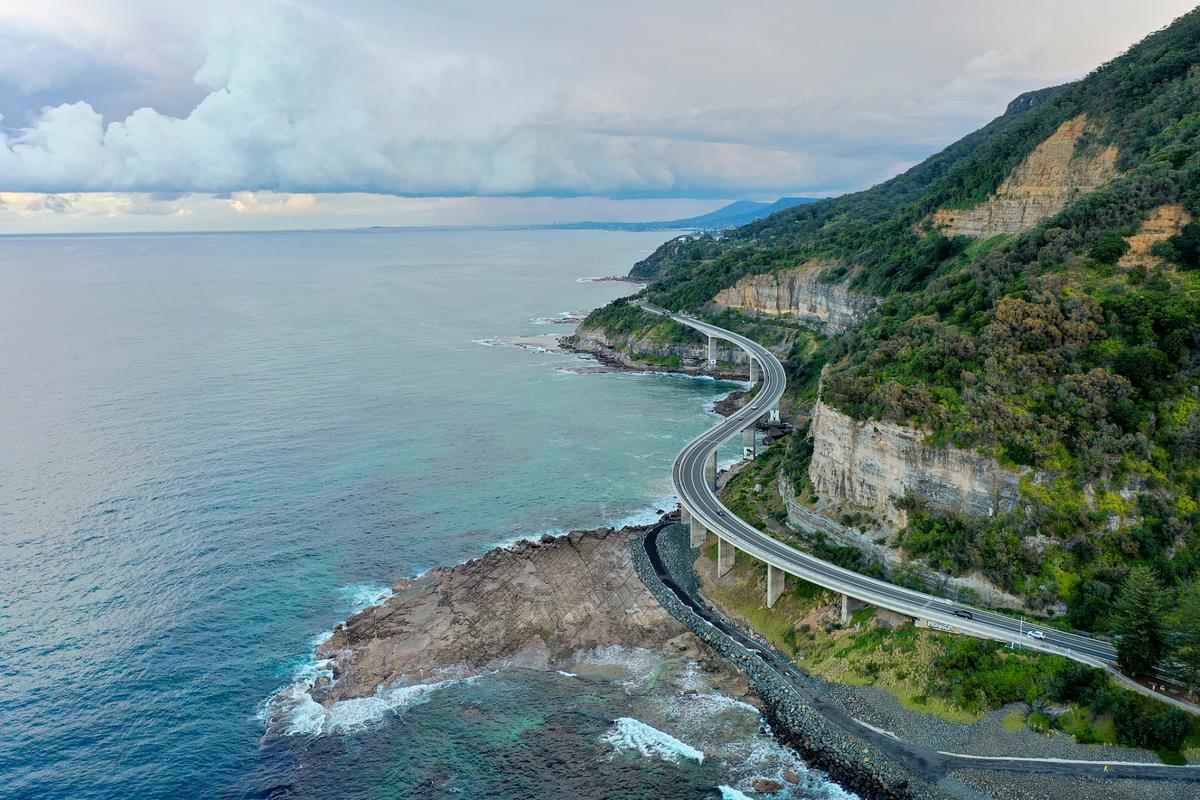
[1001,707,1026,732]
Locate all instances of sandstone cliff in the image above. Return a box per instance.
[808,401,1023,527]
[312,527,685,704]
[777,475,1025,609]
[712,261,879,334]
[1119,203,1193,270]
[933,115,1118,238]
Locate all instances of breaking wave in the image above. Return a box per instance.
[278,677,463,736]
[259,583,453,737]
[602,717,704,764]
[338,583,393,612]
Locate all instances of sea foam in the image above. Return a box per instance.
[718,788,754,800]
[602,717,704,764]
[260,583,457,737]
[338,583,393,612]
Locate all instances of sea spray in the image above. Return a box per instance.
[602,717,705,764]
[338,584,393,612]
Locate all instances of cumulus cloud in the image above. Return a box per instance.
[0,0,1194,199]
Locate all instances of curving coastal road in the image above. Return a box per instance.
[650,305,1198,714]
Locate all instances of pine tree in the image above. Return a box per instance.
[1114,565,1166,676]
[1170,580,1200,695]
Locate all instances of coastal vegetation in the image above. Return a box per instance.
[700,540,1200,761]
[702,455,1200,761]
[583,9,1200,662]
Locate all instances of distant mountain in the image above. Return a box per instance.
[549,196,821,232]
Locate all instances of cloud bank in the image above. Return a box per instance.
[0,1,1194,199]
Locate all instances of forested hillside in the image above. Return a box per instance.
[583,8,1200,671]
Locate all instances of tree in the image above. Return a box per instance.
[1170,580,1200,695]
[1114,565,1167,676]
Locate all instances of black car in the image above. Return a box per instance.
[953,609,973,620]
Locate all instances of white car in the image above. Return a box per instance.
[1026,629,1046,640]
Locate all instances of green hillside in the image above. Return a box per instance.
[585,8,1200,664]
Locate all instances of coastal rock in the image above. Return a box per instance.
[712,260,880,334]
[808,401,1023,527]
[1119,203,1193,270]
[932,114,1118,238]
[566,322,751,379]
[752,777,785,793]
[712,390,751,417]
[314,527,686,704]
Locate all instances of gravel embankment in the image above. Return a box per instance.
[634,519,952,800]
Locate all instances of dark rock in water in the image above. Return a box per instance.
[540,533,556,544]
[752,777,784,793]
[783,770,800,785]
[711,390,750,417]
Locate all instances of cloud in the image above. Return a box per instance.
[0,190,190,218]
[224,191,317,214]
[27,193,73,213]
[0,1,1195,200]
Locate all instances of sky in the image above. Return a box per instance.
[0,0,1195,233]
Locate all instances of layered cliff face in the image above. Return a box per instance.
[808,401,1023,527]
[777,475,1025,609]
[712,261,880,334]
[932,115,1118,238]
[1119,203,1193,270]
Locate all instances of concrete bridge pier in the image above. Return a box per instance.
[768,407,781,424]
[684,508,708,548]
[749,357,758,387]
[840,594,867,624]
[766,564,785,608]
[708,336,718,368]
[705,450,718,489]
[742,424,756,460]
[717,536,736,576]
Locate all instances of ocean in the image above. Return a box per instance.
[0,229,851,799]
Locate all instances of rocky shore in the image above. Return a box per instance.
[288,513,957,799]
[306,526,749,707]
[560,326,752,381]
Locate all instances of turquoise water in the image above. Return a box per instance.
[0,229,846,799]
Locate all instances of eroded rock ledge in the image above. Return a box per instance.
[312,527,688,705]
[564,323,751,379]
[932,114,1118,238]
[712,260,880,335]
[809,400,1023,527]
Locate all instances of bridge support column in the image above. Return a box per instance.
[705,450,718,489]
[717,536,735,576]
[742,425,756,460]
[766,564,785,608]
[840,594,866,624]
[768,407,781,424]
[749,357,758,387]
[708,336,718,368]
[688,514,707,548]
